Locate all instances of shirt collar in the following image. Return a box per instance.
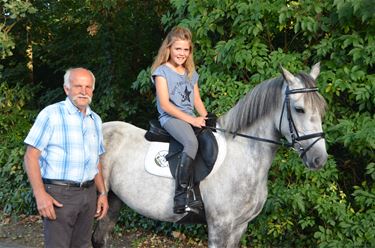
[65,97,93,118]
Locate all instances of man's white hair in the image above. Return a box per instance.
[63,68,96,90]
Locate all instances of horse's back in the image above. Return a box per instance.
[103,121,145,137]
[101,121,148,190]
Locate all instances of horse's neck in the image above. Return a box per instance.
[203,119,279,209]
[221,118,279,178]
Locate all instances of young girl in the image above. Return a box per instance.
[151,26,208,214]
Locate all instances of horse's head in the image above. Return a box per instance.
[278,63,328,170]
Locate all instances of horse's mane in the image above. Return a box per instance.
[218,72,327,133]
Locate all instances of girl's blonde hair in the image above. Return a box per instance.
[151,26,195,79]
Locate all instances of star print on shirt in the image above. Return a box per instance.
[181,86,191,103]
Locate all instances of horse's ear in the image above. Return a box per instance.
[280,65,299,88]
[310,62,321,80]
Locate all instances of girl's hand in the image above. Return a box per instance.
[191,116,207,128]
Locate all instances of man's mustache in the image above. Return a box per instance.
[72,95,92,103]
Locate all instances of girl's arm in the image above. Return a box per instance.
[193,83,208,117]
[155,76,206,128]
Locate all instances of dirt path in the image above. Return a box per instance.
[0,213,207,248]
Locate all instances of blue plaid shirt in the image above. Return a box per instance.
[24,97,105,183]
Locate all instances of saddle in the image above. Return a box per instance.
[144,119,218,183]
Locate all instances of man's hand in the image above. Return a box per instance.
[95,194,109,220]
[35,191,63,220]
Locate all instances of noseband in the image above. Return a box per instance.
[278,86,325,158]
[207,86,325,159]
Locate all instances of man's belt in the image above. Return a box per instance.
[42,178,94,188]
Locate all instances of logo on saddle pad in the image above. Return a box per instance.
[145,131,227,179]
[155,150,169,167]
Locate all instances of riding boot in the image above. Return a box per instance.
[173,182,187,214]
[177,152,194,188]
[173,152,194,214]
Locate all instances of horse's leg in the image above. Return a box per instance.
[226,222,249,248]
[207,221,248,248]
[92,190,123,248]
[207,222,231,248]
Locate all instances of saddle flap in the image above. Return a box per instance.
[167,128,218,183]
[197,128,218,168]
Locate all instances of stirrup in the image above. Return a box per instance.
[187,182,203,209]
[185,205,200,214]
[174,202,202,214]
[173,204,187,214]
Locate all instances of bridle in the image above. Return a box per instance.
[206,86,325,159]
[278,86,325,158]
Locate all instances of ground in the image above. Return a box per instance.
[0,213,207,248]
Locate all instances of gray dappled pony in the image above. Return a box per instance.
[92,63,328,247]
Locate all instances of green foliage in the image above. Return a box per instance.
[0,82,37,214]
[328,114,375,158]
[313,162,375,247]
[62,0,165,123]
[246,151,375,247]
[0,0,37,59]
[2,0,168,124]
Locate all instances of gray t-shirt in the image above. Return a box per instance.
[151,64,199,126]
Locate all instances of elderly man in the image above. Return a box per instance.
[24,67,108,247]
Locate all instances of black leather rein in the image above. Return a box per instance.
[205,86,325,158]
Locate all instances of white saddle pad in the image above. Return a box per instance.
[145,131,227,179]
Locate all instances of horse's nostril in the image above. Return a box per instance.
[313,154,327,169]
[314,157,321,167]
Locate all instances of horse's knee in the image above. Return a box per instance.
[92,191,124,248]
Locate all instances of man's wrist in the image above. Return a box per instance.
[98,191,107,196]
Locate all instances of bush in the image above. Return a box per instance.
[248,151,375,247]
[0,82,37,214]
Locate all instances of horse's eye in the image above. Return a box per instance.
[295,107,305,114]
